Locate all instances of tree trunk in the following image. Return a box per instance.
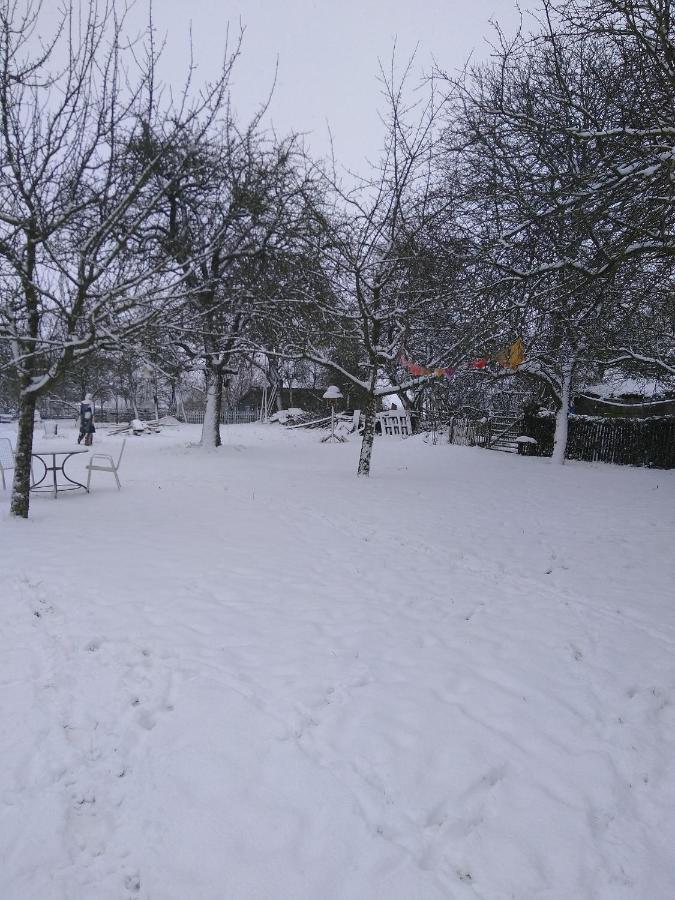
[357,393,378,477]
[10,391,37,518]
[201,366,223,447]
[552,363,573,465]
[267,356,284,411]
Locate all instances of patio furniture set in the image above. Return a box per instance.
[0,437,126,499]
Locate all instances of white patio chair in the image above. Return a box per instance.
[0,437,14,490]
[86,439,126,490]
[0,439,38,489]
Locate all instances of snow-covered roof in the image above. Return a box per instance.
[582,373,674,399]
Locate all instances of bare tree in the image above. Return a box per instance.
[283,59,462,475]
[438,0,674,460]
[0,0,231,515]
[146,121,320,447]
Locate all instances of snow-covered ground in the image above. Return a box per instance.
[1,421,674,900]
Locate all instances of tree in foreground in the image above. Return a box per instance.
[0,1,230,515]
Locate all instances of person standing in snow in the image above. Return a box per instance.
[77,393,96,445]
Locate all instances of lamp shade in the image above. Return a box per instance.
[322,385,343,400]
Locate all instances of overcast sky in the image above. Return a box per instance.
[32,1,535,173]
[131,0,535,173]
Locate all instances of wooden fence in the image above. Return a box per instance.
[447,417,490,447]
[446,414,675,468]
[522,414,675,468]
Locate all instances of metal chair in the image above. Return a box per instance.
[85,439,126,491]
[0,437,14,490]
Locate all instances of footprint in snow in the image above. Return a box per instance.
[569,643,583,662]
[137,709,156,731]
[124,873,141,893]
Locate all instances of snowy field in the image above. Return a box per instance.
[1,421,674,900]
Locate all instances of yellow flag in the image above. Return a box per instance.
[508,338,524,368]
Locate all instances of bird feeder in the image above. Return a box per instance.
[321,385,345,443]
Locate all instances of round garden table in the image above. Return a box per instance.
[30,446,90,498]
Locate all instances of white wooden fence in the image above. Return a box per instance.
[180,409,258,425]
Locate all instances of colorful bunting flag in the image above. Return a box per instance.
[396,339,524,380]
[494,338,525,369]
[507,338,525,368]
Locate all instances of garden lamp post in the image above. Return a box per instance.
[321,385,345,443]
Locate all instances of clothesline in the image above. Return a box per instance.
[398,338,524,382]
